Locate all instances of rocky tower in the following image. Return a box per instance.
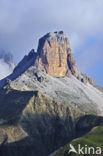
[37,31,78,77]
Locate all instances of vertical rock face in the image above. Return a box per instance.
[67,48,77,76]
[37,31,78,77]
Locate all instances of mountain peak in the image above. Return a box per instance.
[37,31,68,53]
[37,31,78,77]
[0,31,95,88]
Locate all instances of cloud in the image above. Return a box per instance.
[0,0,103,61]
[69,33,83,52]
[0,59,12,80]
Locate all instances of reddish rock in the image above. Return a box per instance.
[37,31,78,77]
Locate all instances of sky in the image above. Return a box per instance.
[0,0,103,86]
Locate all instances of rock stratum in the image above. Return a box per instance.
[0,31,103,156]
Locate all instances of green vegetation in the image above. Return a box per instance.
[51,126,103,156]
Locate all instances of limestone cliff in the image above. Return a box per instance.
[36,31,78,77]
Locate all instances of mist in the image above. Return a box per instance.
[0,59,12,80]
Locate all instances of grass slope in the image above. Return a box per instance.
[50,126,103,156]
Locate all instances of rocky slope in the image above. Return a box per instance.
[0,31,103,156]
[0,85,79,156]
[0,85,103,156]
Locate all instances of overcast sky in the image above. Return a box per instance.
[0,0,103,86]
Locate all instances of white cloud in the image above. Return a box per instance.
[0,59,12,80]
[0,0,103,45]
[69,33,83,52]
